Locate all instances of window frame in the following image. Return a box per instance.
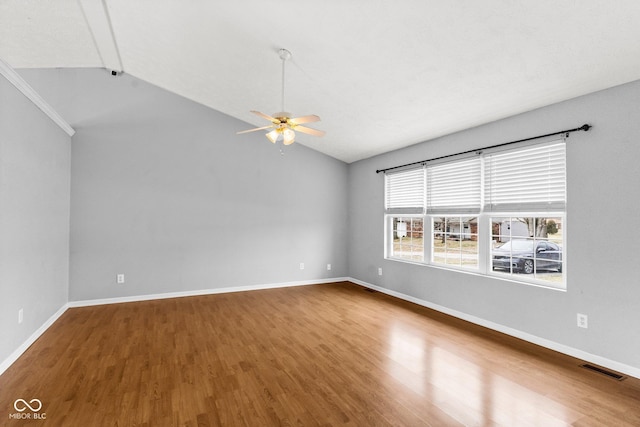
[431,215,480,271]
[383,140,567,290]
[385,215,425,263]
[488,213,565,287]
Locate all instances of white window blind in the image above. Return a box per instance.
[385,167,425,214]
[485,141,566,211]
[427,157,481,214]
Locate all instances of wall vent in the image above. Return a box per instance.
[581,364,626,381]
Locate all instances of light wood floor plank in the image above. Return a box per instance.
[1,281,639,426]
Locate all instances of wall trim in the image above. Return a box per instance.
[68,277,350,307]
[1,278,349,376]
[0,58,75,137]
[5,277,636,381]
[348,277,640,380]
[0,303,70,377]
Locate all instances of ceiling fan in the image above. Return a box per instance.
[237,48,325,146]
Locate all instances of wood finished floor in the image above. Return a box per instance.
[1,281,639,426]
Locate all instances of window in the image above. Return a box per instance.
[388,216,424,262]
[384,141,566,289]
[432,216,479,268]
[427,158,481,270]
[491,216,563,285]
[385,168,425,262]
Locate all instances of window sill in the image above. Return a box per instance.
[384,257,567,292]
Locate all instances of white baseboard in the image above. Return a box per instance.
[0,303,70,377]
[68,277,350,307]
[348,277,640,380]
[1,278,349,377]
[5,277,636,381]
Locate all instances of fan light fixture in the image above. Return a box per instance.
[237,48,325,147]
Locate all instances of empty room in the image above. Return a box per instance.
[1,1,639,426]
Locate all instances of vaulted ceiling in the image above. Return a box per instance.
[2,1,640,163]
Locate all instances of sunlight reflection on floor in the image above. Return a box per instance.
[387,322,575,426]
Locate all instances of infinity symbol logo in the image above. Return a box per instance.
[14,399,42,412]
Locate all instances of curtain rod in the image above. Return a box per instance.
[375,123,592,174]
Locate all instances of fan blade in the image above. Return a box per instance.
[251,110,281,123]
[237,125,274,135]
[294,125,326,137]
[289,114,320,125]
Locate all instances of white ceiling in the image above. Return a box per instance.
[2,1,640,163]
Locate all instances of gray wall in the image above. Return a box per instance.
[0,75,71,363]
[20,69,349,301]
[348,79,640,370]
[10,68,639,374]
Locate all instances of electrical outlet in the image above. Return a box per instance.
[299,263,305,270]
[577,313,588,329]
[327,263,332,271]
[378,267,383,276]
[18,308,23,324]
[117,274,125,284]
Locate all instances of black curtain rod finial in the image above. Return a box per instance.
[580,124,592,132]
